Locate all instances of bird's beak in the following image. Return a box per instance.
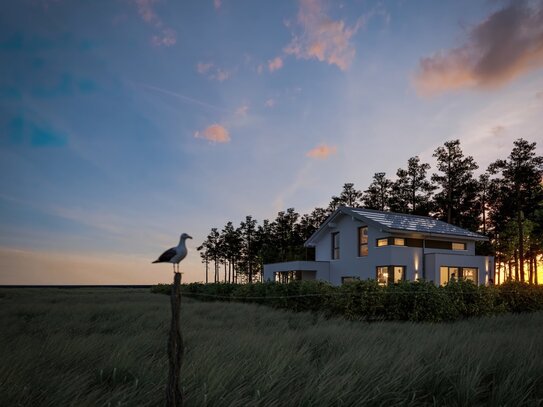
[187,235,193,239]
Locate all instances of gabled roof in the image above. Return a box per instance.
[305,206,488,246]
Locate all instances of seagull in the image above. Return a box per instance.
[153,233,192,273]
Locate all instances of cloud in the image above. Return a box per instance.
[491,125,506,137]
[257,64,264,74]
[133,0,177,47]
[211,69,230,82]
[414,1,543,95]
[235,105,249,116]
[264,98,276,108]
[196,62,213,74]
[196,63,231,81]
[194,124,231,143]
[306,143,337,159]
[214,0,221,10]
[283,0,363,70]
[268,56,284,72]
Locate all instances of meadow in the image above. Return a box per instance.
[1,288,542,406]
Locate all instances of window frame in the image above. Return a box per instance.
[358,226,368,257]
[331,232,340,260]
[376,265,406,285]
[439,266,478,285]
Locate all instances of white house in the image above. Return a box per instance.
[263,207,494,286]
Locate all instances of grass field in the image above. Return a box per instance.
[1,288,542,406]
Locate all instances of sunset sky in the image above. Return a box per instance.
[1,0,542,284]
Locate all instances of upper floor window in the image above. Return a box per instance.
[376,237,406,247]
[332,232,340,260]
[452,242,466,251]
[426,240,467,250]
[358,226,368,256]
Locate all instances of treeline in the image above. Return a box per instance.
[151,280,543,322]
[198,138,543,284]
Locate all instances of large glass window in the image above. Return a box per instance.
[376,266,405,285]
[332,232,340,260]
[462,268,477,282]
[440,266,478,285]
[376,266,389,285]
[359,227,368,256]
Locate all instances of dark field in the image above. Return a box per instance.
[1,288,542,406]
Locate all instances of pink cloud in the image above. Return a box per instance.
[133,0,177,47]
[283,0,362,71]
[306,143,337,159]
[196,62,214,74]
[194,124,231,143]
[264,98,276,108]
[268,56,284,72]
[414,1,543,95]
[214,0,221,10]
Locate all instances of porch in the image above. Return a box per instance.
[263,261,330,283]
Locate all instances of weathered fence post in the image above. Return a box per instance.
[166,271,184,407]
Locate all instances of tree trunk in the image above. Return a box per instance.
[166,272,184,407]
[205,257,208,284]
[514,251,519,281]
[535,256,539,285]
[518,206,524,282]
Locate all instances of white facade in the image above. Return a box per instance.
[263,207,494,286]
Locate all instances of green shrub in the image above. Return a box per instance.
[497,281,543,313]
[150,279,543,322]
[385,281,458,322]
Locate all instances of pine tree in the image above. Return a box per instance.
[488,139,543,282]
[389,157,434,215]
[363,172,392,211]
[431,140,479,230]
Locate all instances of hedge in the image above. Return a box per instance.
[151,280,543,322]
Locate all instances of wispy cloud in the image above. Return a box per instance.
[196,62,213,74]
[210,68,231,82]
[306,143,337,159]
[214,0,221,10]
[196,62,232,82]
[264,98,276,108]
[138,83,229,113]
[283,0,363,71]
[133,0,177,47]
[235,105,249,117]
[194,124,231,143]
[414,1,543,95]
[268,56,284,72]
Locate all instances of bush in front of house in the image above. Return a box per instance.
[496,280,543,313]
[151,279,543,322]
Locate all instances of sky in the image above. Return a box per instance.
[1,0,542,285]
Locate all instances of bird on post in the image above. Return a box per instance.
[153,233,192,273]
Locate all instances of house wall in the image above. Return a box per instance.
[314,213,483,286]
[425,253,493,285]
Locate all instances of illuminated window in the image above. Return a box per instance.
[462,268,477,282]
[452,242,466,251]
[376,266,405,285]
[359,227,368,256]
[376,237,407,247]
[376,266,389,286]
[332,232,340,260]
[440,266,478,285]
[394,238,405,246]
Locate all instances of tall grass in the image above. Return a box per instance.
[1,288,542,406]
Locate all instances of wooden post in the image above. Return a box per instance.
[166,271,184,407]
